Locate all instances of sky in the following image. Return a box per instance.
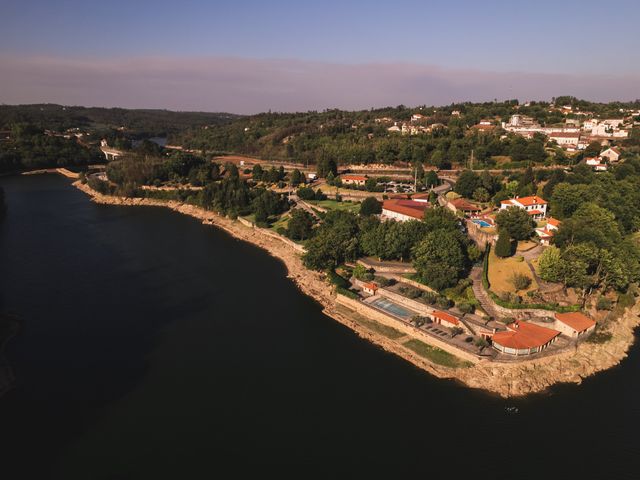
[1,0,639,113]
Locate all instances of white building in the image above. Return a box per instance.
[601,147,622,162]
[500,195,548,220]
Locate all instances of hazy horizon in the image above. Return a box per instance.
[2,0,639,114]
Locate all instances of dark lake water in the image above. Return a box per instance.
[1,174,639,479]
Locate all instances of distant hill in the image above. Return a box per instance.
[0,104,241,137]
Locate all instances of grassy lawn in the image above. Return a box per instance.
[308,199,361,213]
[516,240,538,252]
[269,213,290,232]
[335,305,405,340]
[488,249,537,295]
[402,339,472,368]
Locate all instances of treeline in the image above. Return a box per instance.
[171,98,640,169]
[303,207,481,291]
[0,104,239,138]
[172,110,558,169]
[0,124,101,173]
[535,158,640,293]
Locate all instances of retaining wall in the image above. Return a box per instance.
[336,294,481,364]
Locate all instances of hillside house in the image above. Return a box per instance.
[500,195,548,220]
[341,174,368,186]
[600,147,622,162]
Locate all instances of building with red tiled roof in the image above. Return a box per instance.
[410,192,431,203]
[361,282,379,296]
[500,195,547,220]
[449,198,482,214]
[554,312,596,338]
[535,217,561,246]
[382,199,429,222]
[341,174,368,186]
[492,321,560,356]
[428,310,460,329]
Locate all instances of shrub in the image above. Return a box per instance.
[421,291,437,304]
[374,276,395,287]
[510,273,532,291]
[457,302,474,314]
[399,286,421,299]
[596,296,613,311]
[436,296,453,309]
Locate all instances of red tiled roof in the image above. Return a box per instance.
[547,217,561,228]
[451,198,481,211]
[341,174,367,181]
[431,310,459,326]
[528,209,543,216]
[382,199,428,220]
[516,195,547,207]
[363,282,379,292]
[411,192,431,200]
[492,321,560,350]
[555,312,595,333]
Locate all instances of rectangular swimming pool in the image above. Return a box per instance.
[369,297,412,320]
[472,219,492,228]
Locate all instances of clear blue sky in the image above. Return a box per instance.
[1,0,639,112]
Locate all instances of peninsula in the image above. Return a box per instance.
[4,99,640,397]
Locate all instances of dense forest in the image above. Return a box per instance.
[0,104,238,173]
[0,124,101,173]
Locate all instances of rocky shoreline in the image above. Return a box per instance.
[72,180,640,398]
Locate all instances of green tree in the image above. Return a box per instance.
[424,170,439,188]
[423,206,458,231]
[538,245,564,282]
[287,209,315,240]
[289,169,303,186]
[360,197,382,216]
[454,170,481,198]
[495,231,512,258]
[495,207,534,240]
[303,211,359,270]
[412,230,468,290]
[472,187,490,202]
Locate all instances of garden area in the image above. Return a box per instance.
[487,248,537,296]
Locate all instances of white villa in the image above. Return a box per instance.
[500,195,548,220]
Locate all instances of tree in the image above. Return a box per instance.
[538,245,564,282]
[495,207,534,240]
[365,177,378,191]
[472,187,490,202]
[317,157,337,178]
[549,182,594,219]
[584,141,602,158]
[287,209,315,240]
[423,206,458,231]
[289,169,303,186]
[424,170,439,188]
[360,197,382,216]
[454,170,481,198]
[495,231,512,258]
[554,203,621,250]
[296,186,316,200]
[303,211,359,270]
[412,230,468,290]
